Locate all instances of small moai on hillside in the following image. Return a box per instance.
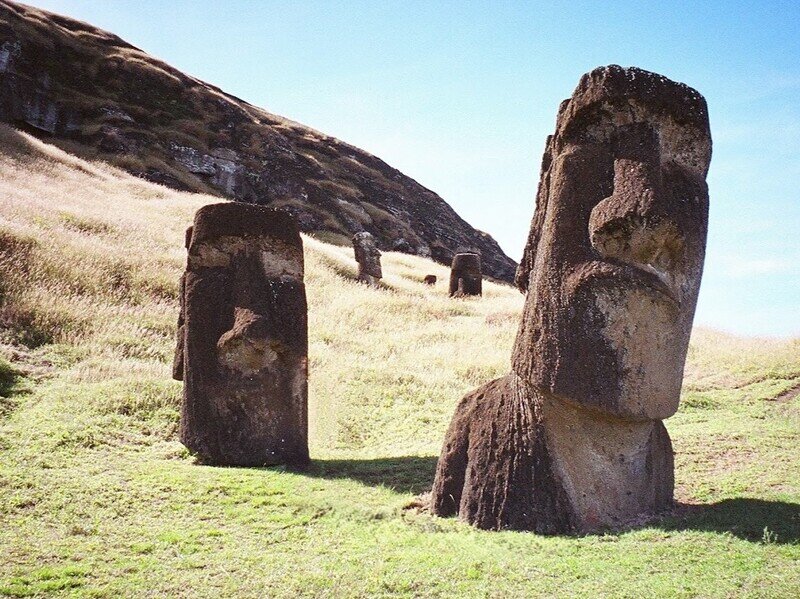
[448,252,482,297]
[423,274,437,285]
[173,203,309,467]
[352,231,382,286]
[431,65,711,533]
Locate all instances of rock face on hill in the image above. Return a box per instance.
[0,0,516,281]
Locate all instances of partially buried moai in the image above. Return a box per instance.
[352,232,382,286]
[173,203,309,467]
[448,252,481,297]
[431,65,711,533]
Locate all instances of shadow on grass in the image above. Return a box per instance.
[306,458,800,544]
[660,498,800,544]
[307,456,437,495]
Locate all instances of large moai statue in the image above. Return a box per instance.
[431,65,710,533]
[352,232,383,286]
[173,203,309,467]
[448,252,482,297]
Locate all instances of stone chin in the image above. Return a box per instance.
[589,283,687,420]
[550,265,691,421]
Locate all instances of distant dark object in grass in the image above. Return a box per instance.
[352,232,382,287]
[423,274,437,285]
[448,253,481,297]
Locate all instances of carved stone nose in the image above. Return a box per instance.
[589,123,683,277]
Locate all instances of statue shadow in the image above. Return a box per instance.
[302,458,799,544]
[307,455,438,495]
[657,498,800,545]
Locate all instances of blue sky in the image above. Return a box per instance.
[29,0,800,336]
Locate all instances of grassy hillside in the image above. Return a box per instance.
[0,124,798,597]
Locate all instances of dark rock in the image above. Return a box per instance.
[423,274,437,285]
[448,253,481,297]
[175,202,309,467]
[392,238,413,253]
[432,65,711,533]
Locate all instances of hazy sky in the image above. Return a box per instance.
[28,0,800,336]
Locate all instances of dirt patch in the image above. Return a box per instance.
[772,381,800,403]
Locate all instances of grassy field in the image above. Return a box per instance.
[0,124,798,597]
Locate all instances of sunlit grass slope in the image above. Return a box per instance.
[0,124,798,597]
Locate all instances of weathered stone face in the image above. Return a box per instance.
[352,231,382,285]
[513,66,710,421]
[176,203,309,467]
[431,65,710,533]
[449,253,482,297]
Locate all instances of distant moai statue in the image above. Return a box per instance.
[423,274,437,285]
[448,252,482,297]
[173,203,309,467]
[352,232,382,286]
[431,65,711,533]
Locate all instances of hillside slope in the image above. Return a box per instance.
[1,126,799,597]
[0,0,517,282]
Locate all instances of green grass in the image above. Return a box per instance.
[0,125,799,597]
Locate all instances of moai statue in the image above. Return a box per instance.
[174,203,309,467]
[352,232,382,286]
[448,253,482,297]
[431,65,711,533]
[172,226,193,381]
[423,274,437,285]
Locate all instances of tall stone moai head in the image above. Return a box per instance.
[175,203,309,467]
[352,231,382,286]
[449,252,482,297]
[430,66,710,534]
[513,65,711,420]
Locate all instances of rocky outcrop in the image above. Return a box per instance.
[0,0,516,282]
[431,65,711,533]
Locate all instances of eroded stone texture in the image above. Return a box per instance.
[431,65,710,533]
[448,253,482,297]
[353,231,382,286]
[171,227,193,381]
[175,203,309,467]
